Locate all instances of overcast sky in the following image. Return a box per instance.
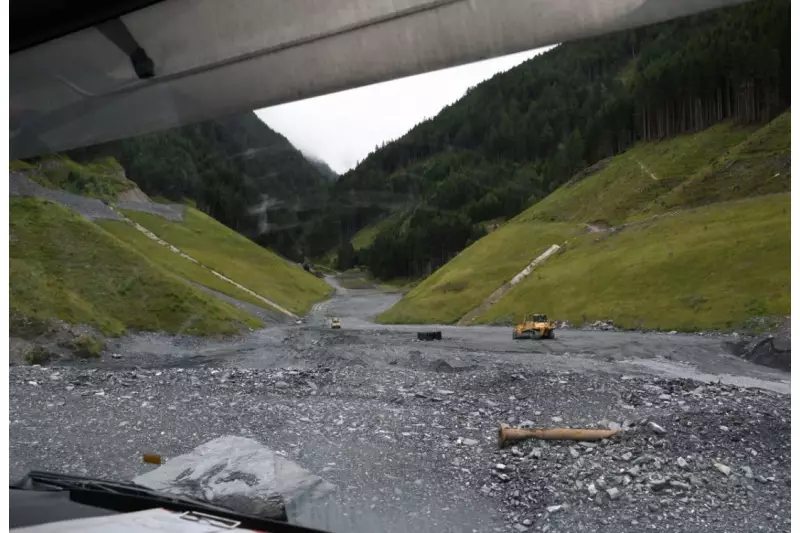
[255,46,553,174]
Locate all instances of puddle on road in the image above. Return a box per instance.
[622,358,790,395]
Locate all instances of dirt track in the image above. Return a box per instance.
[9,283,791,533]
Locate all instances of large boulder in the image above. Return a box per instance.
[133,436,335,521]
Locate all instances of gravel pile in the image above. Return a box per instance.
[10,172,123,220]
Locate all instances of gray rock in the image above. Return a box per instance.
[513,524,529,532]
[648,421,666,434]
[569,447,580,459]
[551,416,563,423]
[677,457,688,469]
[606,487,621,500]
[495,463,508,471]
[587,483,598,496]
[528,449,542,459]
[133,436,334,520]
[546,504,566,514]
[714,462,732,476]
[670,481,691,491]
[719,425,730,432]
[463,438,479,446]
[742,466,754,479]
[522,519,533,526]
[621,452,633,462]
[649,477,669,492]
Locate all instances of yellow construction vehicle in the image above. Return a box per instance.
[512,313,555,340]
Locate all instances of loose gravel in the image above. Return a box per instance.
[8,286,791,533]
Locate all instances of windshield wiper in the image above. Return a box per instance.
[12,471,326,533]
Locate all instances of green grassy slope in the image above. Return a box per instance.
[10,198,261,336]
[351,221,385,251]
[650,112,790,212]
[376,222,581,324]
[97,220,277,311]
[378,112,790,330]
[523,121,755,226]
[123,208,332,315]
[478,194,789,331]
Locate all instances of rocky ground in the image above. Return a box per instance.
[8,285,791,533]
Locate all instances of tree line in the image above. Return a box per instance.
[66,111,333,262]
[305,0,789,280]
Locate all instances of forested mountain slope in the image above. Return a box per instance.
[308,0,789,280]
[377,111,790,330]
[66,111,330,261]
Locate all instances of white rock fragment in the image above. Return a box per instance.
[713,462,731,476]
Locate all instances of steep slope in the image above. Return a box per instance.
[305,154,339,181]
[10,154,334,341]
[65,111,330,261]
[10,198,261,337]
[306,0,789,280]
[96,219,280,313]
[122,208,332,316]
[477,194,789,331]
[377,111,790,330]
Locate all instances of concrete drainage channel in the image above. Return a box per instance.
[457,244,561,325]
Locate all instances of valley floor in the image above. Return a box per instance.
[9,283,790,533]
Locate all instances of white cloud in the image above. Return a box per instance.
[255,46,553,174]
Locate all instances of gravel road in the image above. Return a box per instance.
[9,283,791,533]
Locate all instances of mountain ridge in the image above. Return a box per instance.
[305,0,789,280]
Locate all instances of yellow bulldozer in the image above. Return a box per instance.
[512,313,555,340]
